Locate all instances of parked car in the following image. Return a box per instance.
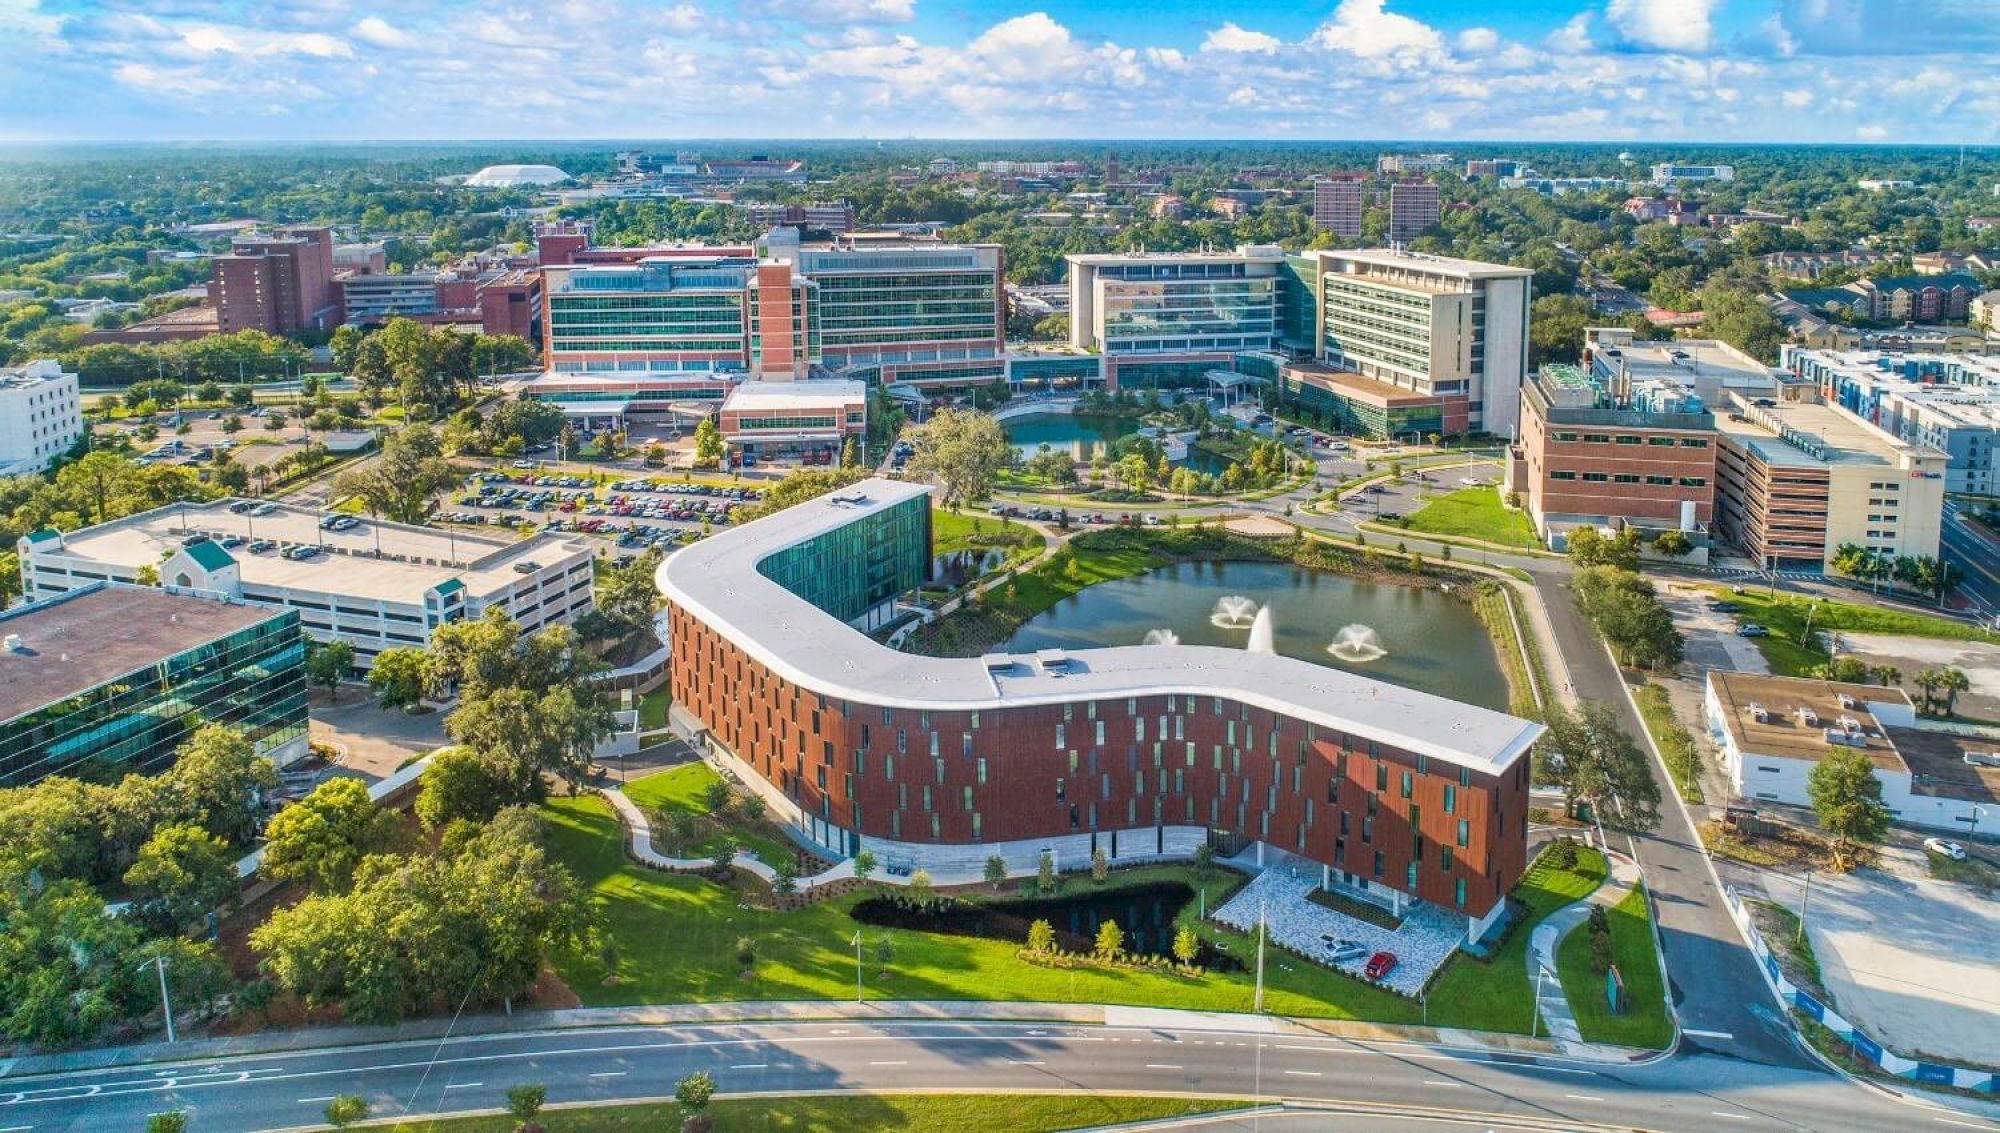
[1325,938,1369,964]
[1923,838,1967,861]
[1710,600,1742,613]
[1737,624,1770,638]
[1364,951,1398,980]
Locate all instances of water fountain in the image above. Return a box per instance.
[1245,606,1276,655]
[1142,628,1181,646]
[1327,624,1387,663]
[1209,595,1259,629]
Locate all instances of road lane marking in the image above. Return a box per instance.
[443,1083,481,1090]
[1565,1094,1606,1102]
[1008,1060,1045,1066]
[1684,1029,1735,1040]
[587,1072,626,1078]
[298,1097,336,1104]
[1425,1081,1461,1088]
[1145,1064,1183,1071]
[729,1064,767,1071]
[0,1125,32,1131]
[867,1061,907,1067]
[1710,1112,1752,1121]
[1282,1070,1321,1078]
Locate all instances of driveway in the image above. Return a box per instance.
[1662,585,1769,676]
[308,687,448,779]
[1732,847,2000,1066]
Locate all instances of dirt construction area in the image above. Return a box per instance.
[1737,845,2000,1066]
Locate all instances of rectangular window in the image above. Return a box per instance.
[1456,819,1470,848]
[976,758,987,784]
[1582,472,1608,482]
[1614,435,1642,446]
[1548,469,1577,481]
[1455,878,1466,907]
[1400,770,1413,799]
[1443,785,1456,814]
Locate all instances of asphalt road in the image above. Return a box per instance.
[3,1019,1985,1133]
[1940,502,2000,617]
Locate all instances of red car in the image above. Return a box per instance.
[1363,951,1397,980]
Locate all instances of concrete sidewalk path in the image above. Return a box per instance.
[1529,851,1646,1054]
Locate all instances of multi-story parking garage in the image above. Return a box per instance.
[658,478,1542,944]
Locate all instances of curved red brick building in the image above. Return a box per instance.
[658,479,1539,942]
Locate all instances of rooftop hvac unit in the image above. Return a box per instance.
[1965,751,2000,769]
[1749,702,1768,723]
[1797,707,1818,726]
[2,634,20,652]
[1838,715,1863,734]
[1824,728,1863,748]
[1838,693,1857,709]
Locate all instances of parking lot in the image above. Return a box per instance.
[108,409,318,472]
[439,472,764,556]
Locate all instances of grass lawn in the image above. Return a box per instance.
[1631,683,1704,804]
[544,793,1420,1022]
[1709,589,1997,677]
[1556,884,1672,1049]
[621,764,798,868]
[930,508,1045,566]
[637,687,672,733]
[1402,487,1536,547]
[384,1094,1246,1132]
[1425,842,1607,1033]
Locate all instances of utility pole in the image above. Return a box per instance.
[1798,869,1813,945]
[853,929,864,1003]
[139,955,176,1043]
[1253,898,1267,1014]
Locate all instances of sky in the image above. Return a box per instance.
[1,0,1996,144]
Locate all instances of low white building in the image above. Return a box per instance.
[0,360,83,477]
[17,499,596,666]
[1705,671,1998,835]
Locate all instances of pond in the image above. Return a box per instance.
[1003,412,1137,463]
[1000,559,1511,711]
[850,880,1241,967]
[930,548,1006,588]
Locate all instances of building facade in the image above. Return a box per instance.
[210,226,340,336]
[1305,250,1534,439]
[1711,391,1948,570]
[1650,163,1734,184]
[660,479,1540,941]
[718,379,868,462]
[1788,348,2000,495]
[1067,248,1284,357]
[0,582,308,787]
[1311,177,1365,237]
[17,501,595,667]
[1388,182,1441,243]
[0,360,83,477]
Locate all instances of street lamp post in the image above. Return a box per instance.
[139,954,176,1043]
[1798,869,1813,945]
[853,929,864,1003]
[1531,964,1548,1038]
[1253,898,1267,1014]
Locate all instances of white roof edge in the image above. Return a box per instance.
[658,478,1540,777]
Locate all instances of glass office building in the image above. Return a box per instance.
[755,492,930,629]
[0,582,309,787]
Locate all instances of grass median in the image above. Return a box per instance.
[1424,841,1606,1034]
[1555,884,1672,1049]
[383,1094,1248,1132]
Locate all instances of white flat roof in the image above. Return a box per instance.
[721,379,866,412]
[1319,248,1534,280]
[35,500,591,605]
[658,479,1539,776]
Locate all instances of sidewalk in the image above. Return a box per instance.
[1,994,1661,1082]
[1528,851,1646,1057]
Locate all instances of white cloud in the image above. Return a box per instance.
[1545,13,1593,53]
[350,17,416,50]
[1203,22,1281,55]
[1605,0,1717,54]
[1309,0,1443,60]
[744,0,915,24]
[178,24,352,58]
[1781,88,1815,108]
[1856,124,1890,140]
[1456,27,1499,54]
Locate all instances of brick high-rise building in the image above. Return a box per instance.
[208,226,339,336]
[1312,177,1365,238]
[1389,182,1441,243]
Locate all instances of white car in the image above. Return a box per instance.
[1923,838,1967,861]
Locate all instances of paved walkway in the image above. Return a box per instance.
[601,785,853,890]
[1528,849,1645,1054]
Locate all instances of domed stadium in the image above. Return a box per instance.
[463,164,571,188]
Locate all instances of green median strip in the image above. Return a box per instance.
[380,1093,1249,1132]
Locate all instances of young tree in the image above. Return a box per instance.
[1090,846,1109,883]
[711,838,738,877]
[1192,841,1215,877]
[675,1071,716,1133]
[907,408,1012,508]
[1093,918,1124,961]
[907,867,934,908]
[772,859,798,895]
[734,936,757,971]
[851,849,876,886]
[1808,747,1890,870]
[984,854,1007,890]
[260,777,400,892]
[1036,849,1057,893]
[146,1112,189,1133]
[305,639,354,701]
[1172,925,1200,968]
[505,1084,548,1133]
[366,646,430,710]
[323,1096,369,1130]
[1026,919,1057,955]
[693,417,725,468]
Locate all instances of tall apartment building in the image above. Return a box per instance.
[1650,163,1734,185]
[1299,249,1533,439]
[1378,153,1453,175]
[663,479,1540,944]
[0,360,83,477]
[743,201,856,233]
[1388,182,1441,243]
[1788,348,2000,495]
[1067,247,1284,356]
[1711,392,1947,571]
[1311,177,1365,237]
[1464,159,1522,179]
[209,226,340,335]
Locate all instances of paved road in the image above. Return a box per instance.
[2,1019,1984,1133]
[1940,501,2000,617]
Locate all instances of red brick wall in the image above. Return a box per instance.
[668,605,1528,914]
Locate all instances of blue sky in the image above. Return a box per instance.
[1,0,1995,143]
